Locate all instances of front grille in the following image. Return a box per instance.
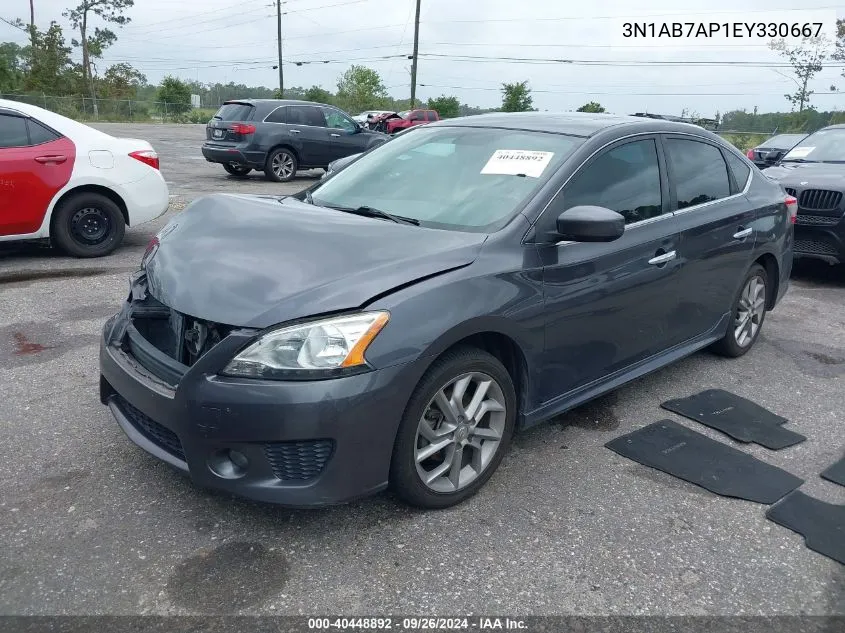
[796,214,840,226]
[264,440,334,481]
[784,187,797,197]
[116,396,186,462]
[793,238,839,256]
[798,189,842,211]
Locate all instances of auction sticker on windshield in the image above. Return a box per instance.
[481,150,554,178]
[784,146,815,159]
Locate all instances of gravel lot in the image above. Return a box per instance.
[0,123,843,617]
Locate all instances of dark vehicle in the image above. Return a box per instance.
[763,124,845,264]
[746,133,806,169]
[101,112,794,509]
[201,99,388,182]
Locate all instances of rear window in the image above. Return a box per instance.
[27,119,61,145]
[213,103,255,122]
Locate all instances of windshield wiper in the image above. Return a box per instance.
[327,204,420,226]
[780,158,817,163]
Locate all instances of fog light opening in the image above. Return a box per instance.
[208,449,249,479]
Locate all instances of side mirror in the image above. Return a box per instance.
[555,205,625,242]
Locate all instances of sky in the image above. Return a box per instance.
[2,0,845,118]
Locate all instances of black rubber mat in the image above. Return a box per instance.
[821,456,845,487]
[605,419,804,504]
[766,491,845,564]
[661,389,806,450]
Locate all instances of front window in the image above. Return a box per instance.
[311,125,584,232]
[323,108,356,132]
[782,128,845,162]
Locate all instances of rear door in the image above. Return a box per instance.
[663,135,756,342]
[321,107,367,162]
[286,105,329,166]
[0,112,75,236]
[538,136,684,401]
[206,102,255,144]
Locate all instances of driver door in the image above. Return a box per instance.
[322,107,365,162]
[536,136,685,403]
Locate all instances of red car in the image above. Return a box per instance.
[386,109,440,134]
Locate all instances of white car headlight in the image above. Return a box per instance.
[222,311,389,379]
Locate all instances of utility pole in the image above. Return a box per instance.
[409,0,421,107]
[276,0,284,98]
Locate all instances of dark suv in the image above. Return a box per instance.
[201,99,388,182]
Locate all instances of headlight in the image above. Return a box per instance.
[221,311,389,380]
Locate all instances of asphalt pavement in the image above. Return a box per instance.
[0,123,843,616]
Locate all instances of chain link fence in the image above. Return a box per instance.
[0,93,216,123]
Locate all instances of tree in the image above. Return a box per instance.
[24,22,74,94]
[335,65,387,113]
[576,101,605,113]
[501,81,533,112]
[769,37,828,112]
[303,85,333,104]
[0,42,25,92]
[427,95,460,118]
[156,75,191,115]
[101,62,145,99]
[833,19,844,85]
[64,0,134,109]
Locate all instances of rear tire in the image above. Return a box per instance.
[223,163,252,178]
[264,148,297,182]
[51,192,125,258]
[389,347,516,509]
[711,263,768,358]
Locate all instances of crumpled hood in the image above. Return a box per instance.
[762,162,845,189]
[144,194,486,328]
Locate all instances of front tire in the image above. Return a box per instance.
[223,163,252,178]
[264,148,297,182]
[389,347,516,509]
[711,263,768,357]
[51,192,125,258]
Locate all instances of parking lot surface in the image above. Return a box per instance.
[0,124,843,616]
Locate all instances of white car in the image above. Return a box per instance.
[0,99,169,257]
[353,110,395,126]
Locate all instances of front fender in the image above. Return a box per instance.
[363,260,546,410]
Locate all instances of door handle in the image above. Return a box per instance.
[733,227,753,240]
[289,129,301,134]
[648,250,676,266]
[329,133,341,137]
[34,155,67,164]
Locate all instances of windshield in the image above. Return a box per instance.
[311,125,584,232]
[761,134,805,150]
[781,128,845,162]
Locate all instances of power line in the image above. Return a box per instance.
[418,53,845,68]
[420,5,841,24]
[418,83,845,96]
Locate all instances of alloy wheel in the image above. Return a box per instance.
[272,153,295,179]
[734,274,766,347]
[414,372,507,493]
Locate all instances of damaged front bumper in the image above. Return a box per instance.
[98,274,416,506]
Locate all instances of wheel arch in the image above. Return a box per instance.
[407,320,533,421]
[267,143,300,164]
[753,251,780,310]
[50,184,129,233]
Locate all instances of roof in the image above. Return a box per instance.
[428,111,714,138]
[224,98,328,107]
[0,98,113,141]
